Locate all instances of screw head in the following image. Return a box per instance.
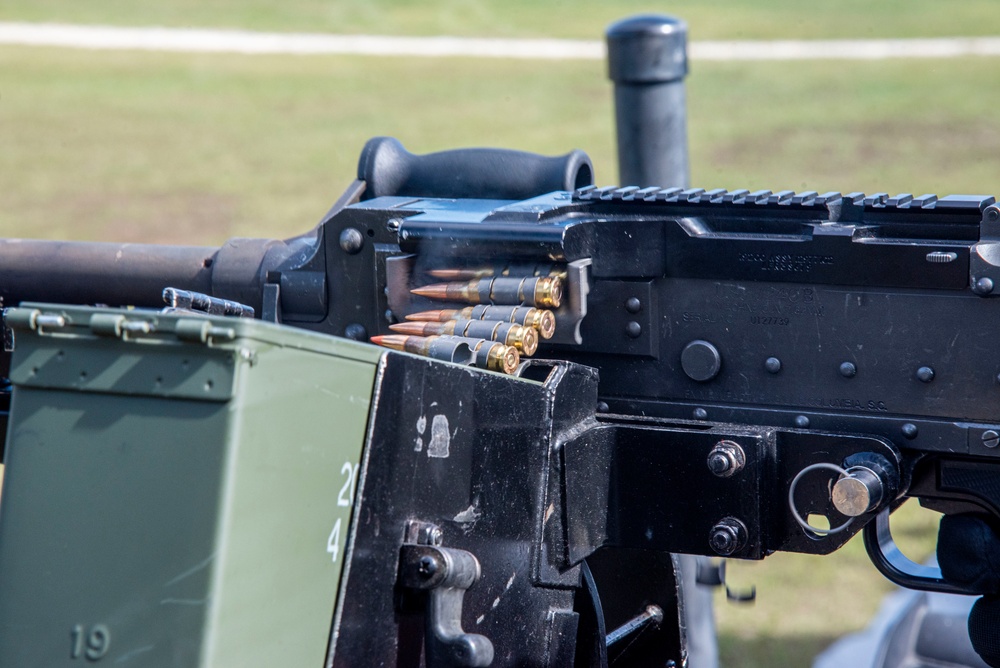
[989,207,1000,221]
[417,555,439,577]
[983,430,1000,449]
[839,362,857,378]
[339,227,365,254]
[386,217,403,232]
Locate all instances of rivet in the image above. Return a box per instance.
[794,415,810,428]
[625,297,642,314]
[765,357,782,374]
[839,362,857,378]
[625,321,642,338]
[339,227,365,254]
[693,408,708,420]
[973,277,995,295]
[902,423,918,439]
[916,366,935,383]
[344,323,368,341]
[597,401,610,413]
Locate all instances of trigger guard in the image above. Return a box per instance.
[863,508,977,595]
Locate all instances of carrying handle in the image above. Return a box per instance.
[358,136,594,201]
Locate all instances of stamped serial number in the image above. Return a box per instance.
[749,316,789,326]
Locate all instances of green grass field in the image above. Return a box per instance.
[0,3,994,665]
[3,47,999,245]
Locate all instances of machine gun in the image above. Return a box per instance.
[1,135,999,667]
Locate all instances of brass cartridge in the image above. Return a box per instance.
[411,275,562,309]
[437,336,520,375]
[369,335,475,365]
[406,305,556,340]
[390,319,538,356]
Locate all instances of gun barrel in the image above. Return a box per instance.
[0,239,216,308]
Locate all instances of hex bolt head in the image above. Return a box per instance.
[983,430,1000,449]
[916,366,935,383]
[708,453,731,475]
[417,555,439,578]
[339,227,365,254]
[708,517,748,556]
[707,440,746,477]
[839,362,857,378]
[709,527,737,555]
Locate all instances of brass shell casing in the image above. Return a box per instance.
[531,276,563,309]
[480,341,520,375]
[523,309,556,339]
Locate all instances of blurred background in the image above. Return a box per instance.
[1,1,997,664]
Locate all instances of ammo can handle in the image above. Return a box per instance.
[358,136,594,201]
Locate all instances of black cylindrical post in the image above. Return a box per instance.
[606,15,690,188]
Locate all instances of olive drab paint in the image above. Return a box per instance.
[0,304,382,667]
